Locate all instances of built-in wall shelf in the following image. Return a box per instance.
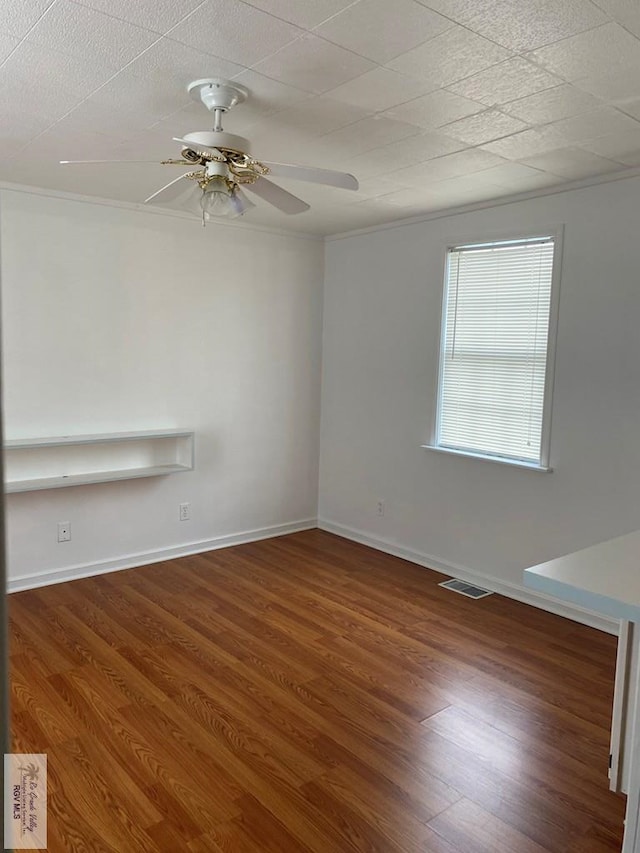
[4,429,194,493]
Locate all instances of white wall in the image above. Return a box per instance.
[319,176,640,599]
[2,189,324,586]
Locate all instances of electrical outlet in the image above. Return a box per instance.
[57,521,71,542]
[376,500,385,517]
[179,502,191,521]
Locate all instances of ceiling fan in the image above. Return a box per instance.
[61,78,359,224]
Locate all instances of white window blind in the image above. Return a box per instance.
[436,236,556,466]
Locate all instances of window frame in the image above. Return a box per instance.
[426,225,564,472]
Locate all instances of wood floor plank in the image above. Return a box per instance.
[441,671,612,769]
[49,737,163,852]
[565,825,625,852]
[311,761,442,851]
[232,794,316,853]
[421,705,624,827]
[406,725,587,849]
[428,798,550,853]
[118,700,245,823]
[9,529,624,852]
[186,823,252,853]
[310,732,466,822]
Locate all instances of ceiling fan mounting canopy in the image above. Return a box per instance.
[187,78,248,113]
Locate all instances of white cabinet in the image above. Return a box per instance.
[524,531,640,853]
[4,429,194,493]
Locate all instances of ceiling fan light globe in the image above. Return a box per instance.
[200,177,233,218]
[228,187,256,218]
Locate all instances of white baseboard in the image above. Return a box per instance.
[7,518,317,593]
[9,516,621,636]
[318,518,620,636]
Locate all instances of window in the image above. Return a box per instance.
[433,234,560,470]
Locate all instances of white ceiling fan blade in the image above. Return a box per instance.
[172,137,224,159]
[244,177,310,214]
[260,161,358,191]
[60,159,191,165]
[144,174,193,204]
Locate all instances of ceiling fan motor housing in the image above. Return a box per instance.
[181,130,252,156]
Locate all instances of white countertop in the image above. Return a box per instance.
[524,529,640,622]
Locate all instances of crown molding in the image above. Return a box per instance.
[325,164,640,242]
[5,164,640,246]
[0,180,323,242]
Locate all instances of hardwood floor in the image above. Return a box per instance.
[9,529,625,852]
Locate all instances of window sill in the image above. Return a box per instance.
[421,444,552,472]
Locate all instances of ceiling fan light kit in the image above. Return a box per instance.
[61,78,359,225]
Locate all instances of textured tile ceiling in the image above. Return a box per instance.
[1,0,640,235]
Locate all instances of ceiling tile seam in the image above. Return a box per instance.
[308,18,512,75]
[497,82,606,116]
[589,0,640,38]
[410,9,524,55]
[16,29,171,159]
[471,109,640,151]
[307,11,458,64]
[219,71,481,142]
[435,109,533,141]
[518,143,625,165]
[525,19,640,63]
[414,14,640,80]
[0,0,186,151]
[68,0,290,133]
[131,98,216,135]
[177,36,379,98]
[160,0,301,46]
[374,39,559,92]
[314,120,424,151]
[160,7,309,72]
[416,1,618,56]
[616,21,640,41]
[610,104,640,124]
[381,148,499,182]
[616,104,640,121]
[69,0,210,36]
[243,30,379,74]
[155,7,459,79]
[238,0,362,31]
[381,100,484,125]
[237,70,463,129]
[0,0,59,71]
[517,153,623,179]
[441,65,565,105]
[384,91,486,121]
[78,42,259,138]
[312,110,417,141]
[589,0,612,14]
[325,167,640,240]
[357,139,479,170]
[514,53,575,85]
[159,33,309,77]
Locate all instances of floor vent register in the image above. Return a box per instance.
[438,578,494,599]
